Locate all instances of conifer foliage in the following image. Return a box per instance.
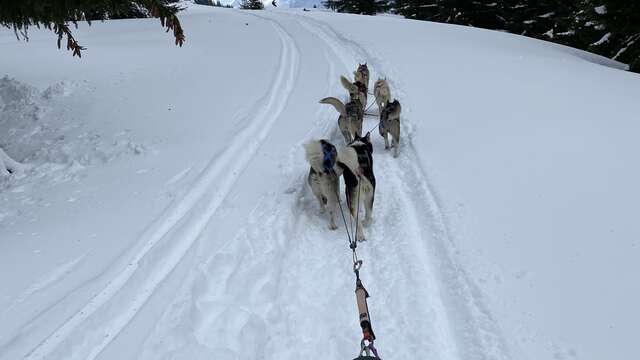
[240,0,265,10]
[0,0,185,58]
[323,0,389,15]
[388,0,640,72]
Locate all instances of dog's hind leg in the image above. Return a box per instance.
[364,191,374,227]
[346,186,366,241]
[326,178,339,230]
[392,124,400,158]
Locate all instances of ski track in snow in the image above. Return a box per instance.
[138,10,512,360]
[2,253,88,318]
[20,19,299,360]
[287,12,513,359]
[15,10,512,360]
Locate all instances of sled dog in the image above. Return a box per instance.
[319,96,364,144]
[379,99,401,157]
[373,78,390,113]
[340,75,367,112]
[336,133,376,242]
[354,63,370,92]
[304,139,340,230]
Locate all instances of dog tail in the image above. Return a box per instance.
[337,146,359,175]
[303,140,325,173]
[319,97,346,117]
[340,75,356,93]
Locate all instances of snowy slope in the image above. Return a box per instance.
[1,5,639,360]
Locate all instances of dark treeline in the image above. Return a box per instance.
[324,0,640,72]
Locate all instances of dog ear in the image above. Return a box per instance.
[364,132,371,142]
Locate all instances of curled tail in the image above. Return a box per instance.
[340,75,357,93]
[336,146,359,175]
[319,97,346,117]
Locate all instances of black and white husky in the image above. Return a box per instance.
[336,133,376,242]
[304,139,340,230]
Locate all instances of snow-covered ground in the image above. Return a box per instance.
[1,5,638,360]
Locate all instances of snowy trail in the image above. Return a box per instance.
[137,10,511,360]
[16,18,299,360]
[5,9,513,360]
[270,12,513,359]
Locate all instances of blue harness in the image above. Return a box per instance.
[321,140,337,173]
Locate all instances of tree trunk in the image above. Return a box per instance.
[0,147,25,176]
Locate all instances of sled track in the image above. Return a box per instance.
[288,12,512,360]
[136,14,356,359]
[21,21,300,360]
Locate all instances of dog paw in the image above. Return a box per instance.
[329,223,338,230]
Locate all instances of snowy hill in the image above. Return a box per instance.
[1,5,639,360]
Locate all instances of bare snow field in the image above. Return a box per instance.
[1,4,639,360]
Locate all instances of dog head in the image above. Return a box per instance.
[350,132,373,155]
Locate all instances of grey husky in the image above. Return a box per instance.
[336,133,376,242]
[304,139,340,230]
[354,63,370,93]
[319,96,364,144]
[340,75,367,112]
[373,78,390,113]
[379,99,401,157]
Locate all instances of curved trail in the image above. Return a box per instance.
[138,9,511,360]
[15,9,513,360]
[21,18,299,360]
[290,12,513,360]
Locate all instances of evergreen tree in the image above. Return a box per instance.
[392,0,440,21]
[0,0,184,57]
[502,0,578,47]
[323,0,341,11]
[391,0,639,72]
[324,0,389,15]
[240,0,265,9]
[393,0,505,29]
[592,0,640,71]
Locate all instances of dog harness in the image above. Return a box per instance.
[320,140,337,173]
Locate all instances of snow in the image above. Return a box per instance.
[592,32,611,46]
[594,5,607,15]
[1,5,639,360]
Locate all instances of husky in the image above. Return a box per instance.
[336,133,376,242]
[340,75,367,112]
[373,78,390,113]
[319,96,364,144]
[354,63,370,93]
[379,99,401,157]
[304,139,340,230]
